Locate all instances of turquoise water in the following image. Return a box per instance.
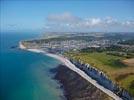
[0,32,63,100]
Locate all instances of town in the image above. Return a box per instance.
[22,32,134,57]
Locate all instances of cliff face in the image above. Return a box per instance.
[70,59,133,100]
[51,65,112,100]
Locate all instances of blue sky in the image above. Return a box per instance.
[1,0,134,32]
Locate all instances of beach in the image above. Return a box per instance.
[19,41,123,100]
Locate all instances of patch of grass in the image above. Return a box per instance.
[119,75,134,96]
[115,73,134,82]
[108,59,126,68]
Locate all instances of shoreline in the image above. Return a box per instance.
[51,64,112,100]
[19,41,123,100]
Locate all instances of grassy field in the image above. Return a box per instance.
[64,52,134,96]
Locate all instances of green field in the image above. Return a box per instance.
[64,52,134,96]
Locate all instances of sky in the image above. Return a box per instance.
[0,0,134,32]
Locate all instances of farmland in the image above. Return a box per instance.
[64,52,134,96]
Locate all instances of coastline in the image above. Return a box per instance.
[19,41,123,100]
[51,64,112,100]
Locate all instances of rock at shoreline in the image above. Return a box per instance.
[50,64,113,100]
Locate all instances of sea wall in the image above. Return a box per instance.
[69,59,133,100]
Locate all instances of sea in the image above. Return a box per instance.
[0,32,64,100]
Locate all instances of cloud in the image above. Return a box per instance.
[7,24,18,28]
[85,18,102,26]
[44,12,134,32]
[47,12,81,23]
[122,20,134,27]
